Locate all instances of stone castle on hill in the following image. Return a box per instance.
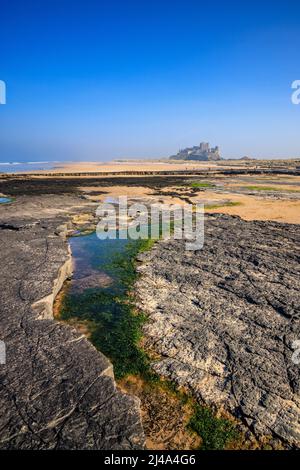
[170,142,221,161]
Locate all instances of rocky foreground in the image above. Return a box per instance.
[135,214,300,448]
[0,195,145,449]
[1,188,299,450]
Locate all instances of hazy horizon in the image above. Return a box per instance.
[1,0,300,162]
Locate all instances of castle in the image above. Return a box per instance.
[170,142,221,161]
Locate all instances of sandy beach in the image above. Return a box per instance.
[42,160,222,173]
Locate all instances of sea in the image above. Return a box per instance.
[0,161,58,173]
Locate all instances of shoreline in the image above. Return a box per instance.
[1,157,300,177]
[1,172,300,224]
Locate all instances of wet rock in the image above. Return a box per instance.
[135,214,300,448]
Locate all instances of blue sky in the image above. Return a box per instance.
[0,0,300,161]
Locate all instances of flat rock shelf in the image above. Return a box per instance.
[135,213,300,448]
[0,194,145,450]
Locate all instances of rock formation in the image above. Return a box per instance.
[135,214,300,448]
[0,195,145,449]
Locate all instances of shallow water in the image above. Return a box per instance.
[0,197,11,204]
[0,162,56,173]
[60,231,152,378]
[69,231,130,295]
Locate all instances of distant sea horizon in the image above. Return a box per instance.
[0,161,60,173]
[0,157,297,175]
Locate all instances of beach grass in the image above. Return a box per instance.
[190,182,215,189]
[188,404,239,450]
[243,185,299,192]
[205,201,242,209]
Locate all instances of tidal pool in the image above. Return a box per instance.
[60,231,155,379]
[0,197,12,204]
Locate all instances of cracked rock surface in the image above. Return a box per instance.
[135,214,300,448]
[0,195,145,449]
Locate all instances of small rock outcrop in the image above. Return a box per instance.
[135,214,300,448]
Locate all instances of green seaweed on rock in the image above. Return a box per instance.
[60,237,157,380]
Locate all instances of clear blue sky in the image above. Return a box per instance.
[0,0,300,161]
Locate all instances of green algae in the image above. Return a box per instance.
[60,236,157,379]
